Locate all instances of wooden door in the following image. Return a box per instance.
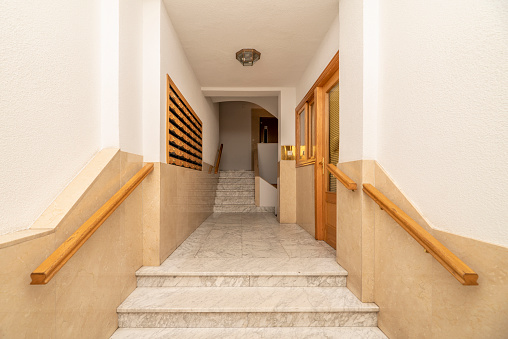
[315,70,340,249]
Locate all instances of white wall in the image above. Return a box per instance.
[101,0,120,149]
[259,179,278,208]
[0,0,102,235]
[212,97,278,118]
[296,14,340,101]
[278,87,296,160]
[160,3,219,165]
[376,0,508,247]
[258,143,278,184]
[119,0,143,155]
[362,0,379,160]
[142,0,161,163]
[219,102,253,171]
[338,0,365,163]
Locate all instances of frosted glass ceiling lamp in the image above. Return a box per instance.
[236,48,261,66]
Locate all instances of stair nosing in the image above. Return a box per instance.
[117,286,379,313]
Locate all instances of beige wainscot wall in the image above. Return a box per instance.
[0,149,219,338]
[277,160,296,223]
[335,160,376,302]
[335,160,508,338]
[296,164,315,237]
[143,162,218,265]
[0,149,144,338]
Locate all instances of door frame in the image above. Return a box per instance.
[294,50,339,240]
[315,69,339,240]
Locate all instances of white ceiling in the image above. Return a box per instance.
[163,0,339,88]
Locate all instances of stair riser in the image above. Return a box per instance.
[213,206,275,213]
[137,275,346,287]
[219,172,255,178]
[215,191,254,197]
[215,197,255,205]
[218,178,255,185]
[118,311,377,328]
[217,184,254,191]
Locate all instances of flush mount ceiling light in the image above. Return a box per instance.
[236,48,261,66]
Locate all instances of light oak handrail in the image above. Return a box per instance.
[254,149,259,177]
[30,163,154,285]
[214,144,223,174]
[327,164,357,191]
[362,183,478,286]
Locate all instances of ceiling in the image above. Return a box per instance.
[163,0,339,88]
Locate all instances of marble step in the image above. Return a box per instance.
[219,171,255,178]
[214,197,255,205]
[213,205,275,213]
[111,327,388,338]
[117,286,379,328]
[218,178,255,185]
[136,258,347,287]
[215,190,254,197]
[217,184,255,191]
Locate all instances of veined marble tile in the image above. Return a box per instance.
[281,244,336,258]
[217,184,255,191]
[118,311,378,328]
[111,327,388,339]
[195,240,242,258]
[141,258,347,276]
[117,287,379,313]
[137,275,346,288]
[219,171,255,178]
[215,197,255,205]
[215,190,255,197]
[249,275,346,287]
[137,275,250,287]
[218,178,255,185]
[241,241,289,258]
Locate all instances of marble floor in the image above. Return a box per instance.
[169,212,336,259]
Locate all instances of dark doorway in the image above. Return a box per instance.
[259,117,278,143]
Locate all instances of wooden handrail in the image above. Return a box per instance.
[327,164,357,191]
[30,163,154,285]
[214,144,223,174]
[362,183,478,286]
[254,149,259,177]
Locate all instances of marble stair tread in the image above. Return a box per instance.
[111,327,388,338]
[137,258,347,277]
[213,206,275,213]
[117,287,379,313]
[215,191,254,196]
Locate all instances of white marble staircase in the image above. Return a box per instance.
[213,171,274,213]
[110,213,387,338]
[111,258,386,338]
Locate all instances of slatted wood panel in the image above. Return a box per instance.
[166,74,203,170]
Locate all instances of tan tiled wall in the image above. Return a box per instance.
[277,160,296,223]
[336,160,375,302]
[143,162,218,265]
[0,150,219,338]
[0,150,144,338]
[336,160,508,338]
[296,164,315,236]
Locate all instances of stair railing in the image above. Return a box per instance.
[327,164,357,191]
[214,144,223,174]
[254,149,259,177]
[362,183,478,285]
[30,163,154,285]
